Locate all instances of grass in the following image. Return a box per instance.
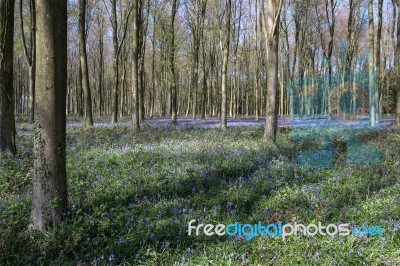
[1,119,400,265]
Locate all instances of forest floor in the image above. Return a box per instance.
[1,116,400,265]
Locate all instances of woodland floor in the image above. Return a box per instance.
[1,116,400,265]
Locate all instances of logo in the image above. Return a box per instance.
[286,42,381,168]
[187,220,384,240]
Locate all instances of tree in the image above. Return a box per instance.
[0,0,16,156]
[396,0,400,126]
[220,0,231,130]
[315,0,337,115]
[169,0,178,124]
[19,0,35,123]
[186,0,204,119]
[132,0,140,132]
[260,0,283,146]
[31,0,68,230]
[376,0,383,115]
[78,0,93,126]
[368,0,378,127]
[110,0,132,123]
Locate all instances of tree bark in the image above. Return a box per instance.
[220,0,231,130]
[32,0,68,230]
[132,0,140,133]
[111,0,119,123]
[20,0,36,124]
[376,0,383,116]
[78,0,93,126]
[368,0,378,127]
[261,0,282,146]
[0,0,16,156]
[169,0,178,124]
[396,0,400,126]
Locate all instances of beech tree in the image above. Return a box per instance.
[110,0,132,123]
[396,0,400,126]
[78,0,94,126]
[31,0,68,230]
[168,0,178,124]
[19,0,35,123]
[132,0,140,132]
[0,0,16,156]
[261,0,282,146]
[368,0,378,127]
[220,0,231,130]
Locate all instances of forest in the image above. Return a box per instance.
[1,0,400,265]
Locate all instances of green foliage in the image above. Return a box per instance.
[1,123,400,265]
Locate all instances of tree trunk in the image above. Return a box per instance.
[32,0,68,230]
[132,0,140,133]
[261,0,281,146]
[20,0,36,124]
[0,0,16,156]
[78,0,93,126]
[368,0,378,127]
[97,14,104,116]
[396,0,400,126]
[192,42,199,119]
[220,0,231,130]
[169,0,178,124]
[376,0,383,116]
[200,1,207,120]
[201,45,207,120]
[111,0,119,123]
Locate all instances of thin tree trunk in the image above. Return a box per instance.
[220,0,231,130]
[132,0,140,133]
[368,0,377,127]
[169,0,178,124]
[111,0,119,123]
[20,0,36,123]
[395,0,400,126]
[376,0,383,116]
[78,0,93,126]
[201,42,207,120]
